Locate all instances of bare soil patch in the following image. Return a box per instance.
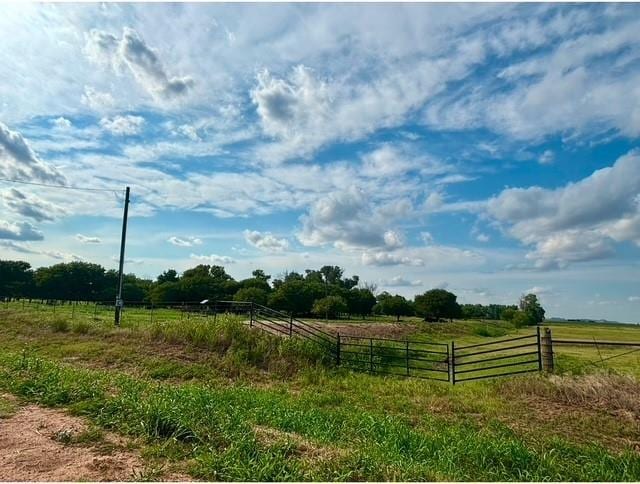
[0,401,143,481]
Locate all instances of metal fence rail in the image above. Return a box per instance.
[451,327,542,383]
[338,334,450,381]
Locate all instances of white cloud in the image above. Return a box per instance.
[381,276,422,287]
[525,285,553,296]
[167,236,203,247]
[189,253,235,264]
[84,28,194,101]
[486,150,640,268]
[243,229,289,252]
[81,86,115,111]
[298,186,411,249]
[538,150,554,165]
[52,117,72,129]
[0,220,44,241]
[628,296,640,302]
[476,233,490,243]
[361,251,423,266]
[76,234,101,244]
[2,188,65,222]
[100,115,145,135]
[0,121,66,184]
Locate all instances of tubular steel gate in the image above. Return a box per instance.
[451,328,542,383]
[338,335,450,381]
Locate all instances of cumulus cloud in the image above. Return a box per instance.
[251,65,330,142]
[190,253,235,264]
[486,150,640,268]
[298,186,411,249]
[2,188,65,222]
[538,150,554,165]
[100,115,145,135]
[84,28,194,101]
[381,276,423,287]
[243,229,289,252]
[52,117,72,129]
[81,86,116,110]
[0,121,66,184]
[76,234,101,244]
[0,220,44,241]
[361,251,423,266]
[167,236,202,247]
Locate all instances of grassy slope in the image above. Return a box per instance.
[0,302,639,481]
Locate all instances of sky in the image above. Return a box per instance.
[1,3,639,322]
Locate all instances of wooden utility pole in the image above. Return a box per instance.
[114,186,130,326]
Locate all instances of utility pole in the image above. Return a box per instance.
[114,186,130,326]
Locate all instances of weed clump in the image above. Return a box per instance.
[50,318,69,333]
[71,320,91,335]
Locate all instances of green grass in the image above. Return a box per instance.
[2,301,640,480]
[0,352,639,481]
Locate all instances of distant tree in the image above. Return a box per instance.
[312,295,347,319]
[34,262,107,300]
[519,293,545,325]
[512,310,537,328]
[377,293,414,322]
[0,260,34,298]
[268,279,315,315]
[157,269,178,284]
[234,287,269,306]
[414,289,461,321]
[501,307,518,322]
[251,269,271,282]
[345,288,377,318]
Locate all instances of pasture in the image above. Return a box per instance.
[1,300,639,481]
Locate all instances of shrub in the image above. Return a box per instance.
[72,320,91,334]
[50,317,69,333]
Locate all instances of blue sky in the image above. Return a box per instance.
[1,3,639,322]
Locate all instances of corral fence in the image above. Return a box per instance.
[5,297,638,383]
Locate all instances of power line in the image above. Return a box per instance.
[0,177,125,194]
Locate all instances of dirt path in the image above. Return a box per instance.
[0,395,145,481]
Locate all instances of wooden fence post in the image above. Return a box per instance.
[250,302,254,327]
[336,333,341,365]
[541,328,554,373]
[289,313,293,337]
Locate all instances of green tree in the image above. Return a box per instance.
[512,310,537,328]
[519,293,545,325]
[0,260,34,298]
[414,289,461,321]
[346,288,377,318]
[234,287,269,305]
[268,280,315,315]
[501,307,518,322]
[377,293,414,322]
[157,269,178,284]
[312,295,347,319]
[34,262,107,300]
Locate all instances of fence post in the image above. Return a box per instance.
[336,333,341,365]
[536,326,542,372]
[250,302,254,327]
[289,312,293,337]
[53,300,56,316]
[71,301,75,320]
[369,338,374,373]
[406,340,410,376]
[451,341,456,385]
[541,328,554,373]
[214,302,217,323]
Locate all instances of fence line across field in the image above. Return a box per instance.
[5,297,637,383]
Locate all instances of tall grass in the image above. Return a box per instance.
[1,352,639,481]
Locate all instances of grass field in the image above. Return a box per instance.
[1,300,639,481]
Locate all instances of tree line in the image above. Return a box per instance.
[0,259,545,325]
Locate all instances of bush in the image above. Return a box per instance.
[50,317,69,333]
[72,320,91,335]
[512,310,537,328]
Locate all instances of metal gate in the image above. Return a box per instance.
[451,328,542,383]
